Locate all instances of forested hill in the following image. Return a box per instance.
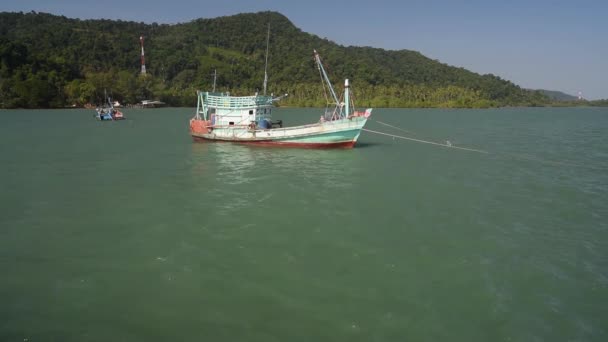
[0,11,551,108]
[536,89,578,101]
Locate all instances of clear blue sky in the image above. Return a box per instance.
[3,0,607,99]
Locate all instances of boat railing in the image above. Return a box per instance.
[201,92,273,109]
[209,124,251,129]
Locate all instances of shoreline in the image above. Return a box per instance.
[1,105,607,110]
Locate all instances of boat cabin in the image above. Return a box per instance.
[197,92,274,129]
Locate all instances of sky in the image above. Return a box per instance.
[2,0,607,99]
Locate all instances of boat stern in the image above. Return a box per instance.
[190,118,212,136]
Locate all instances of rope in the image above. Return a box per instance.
[362,128,489,154]
[364,123,606,171]
[336,92,344,120]
[375,120,413,134]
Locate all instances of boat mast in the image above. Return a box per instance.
[104,89,110,107]
[195,90,201,120]
[263,23,270,96]
[344,79,349,118]
[212,69,217,92]
[313,50,339,107]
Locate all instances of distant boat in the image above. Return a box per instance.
[95,92,125,121]
[189,50,372,148]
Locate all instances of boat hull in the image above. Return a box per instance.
[192,135,358,148]
[95,109,125,121]
[191,116,367,148]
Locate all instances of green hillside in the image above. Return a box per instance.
[0,11,551,108]
[536,89,578,101]
[531,90,607,106]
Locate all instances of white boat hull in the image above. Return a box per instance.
[191,116,368,148]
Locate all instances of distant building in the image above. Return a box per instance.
[140,100,166,108]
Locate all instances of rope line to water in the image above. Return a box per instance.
[375,120,413,134]
[362,128,489,154]
[364,121,606,171]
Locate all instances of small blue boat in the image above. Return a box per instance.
[95,93,125,121]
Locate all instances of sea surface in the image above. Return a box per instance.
[1,107,607,341]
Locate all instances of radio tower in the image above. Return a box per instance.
[140,36,146,75]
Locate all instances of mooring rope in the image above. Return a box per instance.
[375,120,413,134]
[364,122,606,171]
[362,128,489,154]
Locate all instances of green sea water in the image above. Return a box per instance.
[1,107,607,341]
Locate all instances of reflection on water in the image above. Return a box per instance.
[187,142,365,219]
[190,142,363,186]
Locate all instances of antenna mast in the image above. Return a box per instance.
[263,23,270,95]
[140,36,146,74]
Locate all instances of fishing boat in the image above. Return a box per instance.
[95,93,125,121]
[189,50,372,148]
